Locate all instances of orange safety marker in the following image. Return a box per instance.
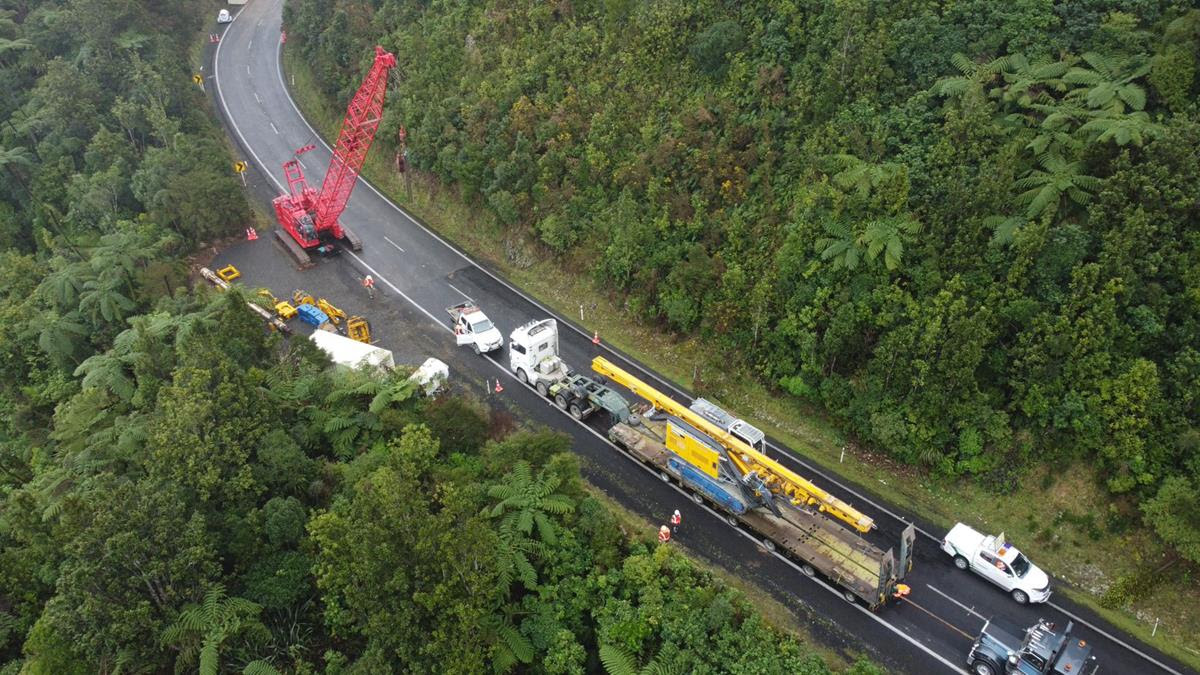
[592,331,600,346]
[209,33,220,43]
[280,30,287,44]
[494,380,504,394]
[245,227,258,241]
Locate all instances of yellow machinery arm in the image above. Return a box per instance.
[592,356,875,533]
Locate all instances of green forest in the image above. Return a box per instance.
[286,0,1200,566]
[0,1,877,672]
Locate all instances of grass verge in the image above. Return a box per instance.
[282,47,1200,671]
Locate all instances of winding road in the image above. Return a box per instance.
[205,1,1192,673]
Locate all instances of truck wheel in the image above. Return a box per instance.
[536,381,549,397]
[554,394,568,410]
[472,343,481,355]
[971,661,996,675]
[569,403,584,419]
[1011,589,1029,605]
[953,555,969,571]
[516,369,528,384]
[725,515,738,527]
[658,471,671,483]
[801,564,816,577]
[841,590,858,604]
[762,538,776,553]
[690,492,703,505]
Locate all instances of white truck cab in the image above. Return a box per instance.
[942,523,1051,604]
[447,302,503,354]
[508,319,570,395]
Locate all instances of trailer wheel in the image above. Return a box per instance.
[554,393,568,410]
[536,381,549,397]
[841,589,858,604]
[725,515,738,527]
[801,564,815,577]
[762,538,776,553]
[690,492,704,505]
[658,471,671,483]
[516,369,528,384]
[569,403,584,419]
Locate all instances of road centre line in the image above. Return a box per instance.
[383,236,405,252]
[269,122,278,134]
[213,10,1179,672]
[254,91,261,103]
[446,283,472,302]
[926,585,987,621]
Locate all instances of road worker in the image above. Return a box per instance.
[362,274,375,299]
[658,525,671,543]
[670,509,682,533]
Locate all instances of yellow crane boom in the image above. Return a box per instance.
[592,356,875,533]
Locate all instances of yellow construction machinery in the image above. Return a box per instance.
[257,289,297,320]
[592,356,875,534]
[346,316,371,343]
[318,298,347,325]
[216,264,241,282]
[293,289,316,307]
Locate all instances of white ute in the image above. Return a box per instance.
[447,302,503,354]
[942,523,1051,604]
[508,319,570,396]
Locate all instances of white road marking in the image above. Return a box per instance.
[214,11,1177,674]
[446,282,472,302]
[248,39,252,50]
[383,236,405,253]
[927,585,987,621]
[296,158,306,169]
[269,122,278,135]
[254,92,261,103]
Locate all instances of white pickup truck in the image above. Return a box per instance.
[447,302,503,354]
[942,523,1051,604]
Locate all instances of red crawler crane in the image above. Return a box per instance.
[272,46,397,266]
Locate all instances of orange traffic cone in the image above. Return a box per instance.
[592,331,600,346]
[246,227,258,241]
[494,380,504,394]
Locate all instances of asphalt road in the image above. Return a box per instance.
[204,2,1193,673]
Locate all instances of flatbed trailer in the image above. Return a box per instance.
[608,409,912,609]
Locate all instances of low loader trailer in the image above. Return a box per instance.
[608,407,913,608]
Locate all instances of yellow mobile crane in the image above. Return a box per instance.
[592,356,875,534]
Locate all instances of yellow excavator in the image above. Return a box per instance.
[591,356,875,534]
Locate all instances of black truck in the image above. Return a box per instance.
[968,617,1099,675]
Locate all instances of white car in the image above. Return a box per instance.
[217,9,232,23]
[447,302,503,354]
[941,523,1051,604]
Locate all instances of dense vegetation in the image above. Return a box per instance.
[0,1,876,671]
[286,0,1200,563]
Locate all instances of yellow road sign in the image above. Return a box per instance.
[233,161,248,173]
[193,73,204,85]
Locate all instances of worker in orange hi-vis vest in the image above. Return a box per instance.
[658,525,671,543]
[670,509,682,533]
